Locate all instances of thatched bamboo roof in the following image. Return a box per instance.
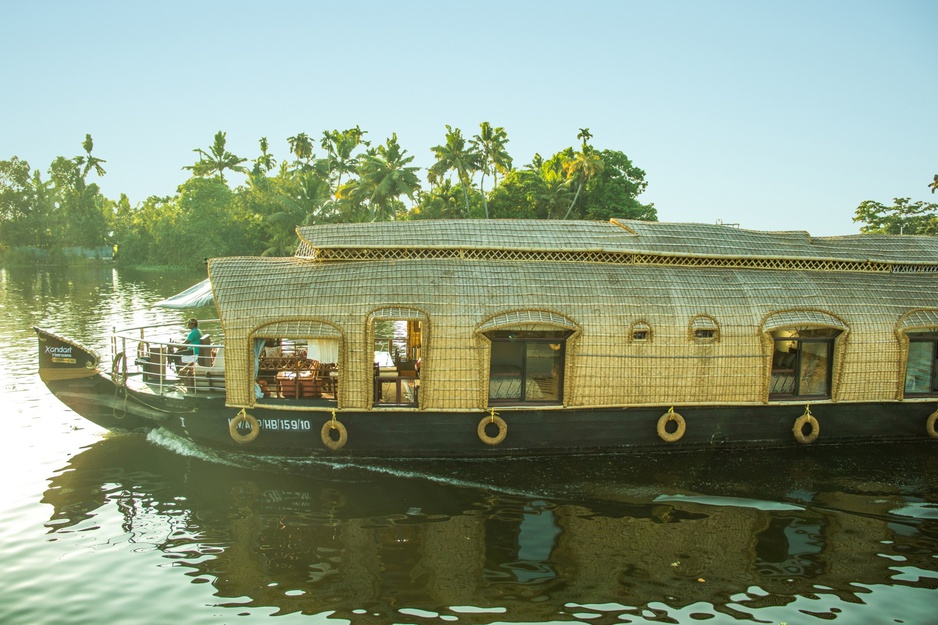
[295,219,938,268]
[210,219,938,409]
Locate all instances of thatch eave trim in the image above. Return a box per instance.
[897,309,938,333]
[760,310,849,333]
[475,310,580,334]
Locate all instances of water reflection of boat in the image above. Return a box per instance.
[43,436,938,621]
[35,219,938,457]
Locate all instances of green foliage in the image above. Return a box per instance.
[0,157,39,250]
[76,134,107,178]
[854,197,938,235]
[429,125,482,217]
[413,179,480,220]
[2,125,660,266]
[184,131,247,182]
[487,169,551,219]
[113,195,180,265]
[487,142,654,222]
[357,133,422,221]
[47,136,112,248]
[581,150,656,221]
[320,127,369,191]
[471,122,512,218]
[287,132,315,167]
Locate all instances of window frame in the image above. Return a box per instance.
[904,334,938,397]
[629,321,652,343]
[770,334,837,399]
[689,315,720,343]
[485,330,571,406]
[368,308,425,408]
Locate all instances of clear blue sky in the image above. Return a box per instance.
[2,0,935,236]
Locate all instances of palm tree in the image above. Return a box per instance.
[561,128,604,219]
[539,168,575,219]
[526,153,544,172]
[929,173,938,194]
[260,212,299,256]
[428,125,481,217]
[254,137,277,173]
[260,171,333,256]
[247,137,278,192]
[287,132,315,169]
[184,131,247,183]
[414,178,464,219]
[75,134,107,178]
[471,122,512,218]
[293,174,333,225]
[357,133,422,221]
[320,127,369,191]
[30,169,56,246]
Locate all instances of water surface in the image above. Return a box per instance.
[2,265,936,624]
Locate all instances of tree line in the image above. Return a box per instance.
[2,124,934,267]
[0,125,657,267]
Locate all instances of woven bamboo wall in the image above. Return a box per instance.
[209,237,938,410]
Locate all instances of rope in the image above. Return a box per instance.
[111,379,128,420]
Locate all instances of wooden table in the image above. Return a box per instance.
[277,370,322,399]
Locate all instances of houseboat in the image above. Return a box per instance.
[35,219,938,457]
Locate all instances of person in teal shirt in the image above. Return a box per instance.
[170,318,203,367]
[185,318,203,357]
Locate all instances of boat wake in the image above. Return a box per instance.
[143,427,562,499]
[142,429,938,527]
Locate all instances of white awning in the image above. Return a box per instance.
[155,279,214,309]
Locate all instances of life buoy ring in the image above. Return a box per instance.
[321,417,348,450]
[111,352,126,387]
[657,408,686,443]
[926,411,938,440]
[229,410,260,444]
[478,411,507,445]
[792,409,819,445]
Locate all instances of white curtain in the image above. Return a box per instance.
[306,338,339,363]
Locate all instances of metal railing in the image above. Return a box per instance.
[110,319,225,394]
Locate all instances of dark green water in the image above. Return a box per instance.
[2,265,937,624]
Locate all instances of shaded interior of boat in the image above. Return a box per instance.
[114,318,428,409]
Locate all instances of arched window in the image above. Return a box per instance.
[369,307,426,407]
[898,310,938,397]
[689,315,719,342]
[762,311,847,399]
[477,311,578,405]
[630,321,652,343]
[252,320,343,403]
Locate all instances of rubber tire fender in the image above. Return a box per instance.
[657,410,686,443]
[792,413,819,445]
[926,411,938,440]
[321,419,348,450]
[478,415,508,445]
[230,411,261,444]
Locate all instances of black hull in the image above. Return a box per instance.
[41,370,938,458]
[165,400,938,457]
[41,374,157,432]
